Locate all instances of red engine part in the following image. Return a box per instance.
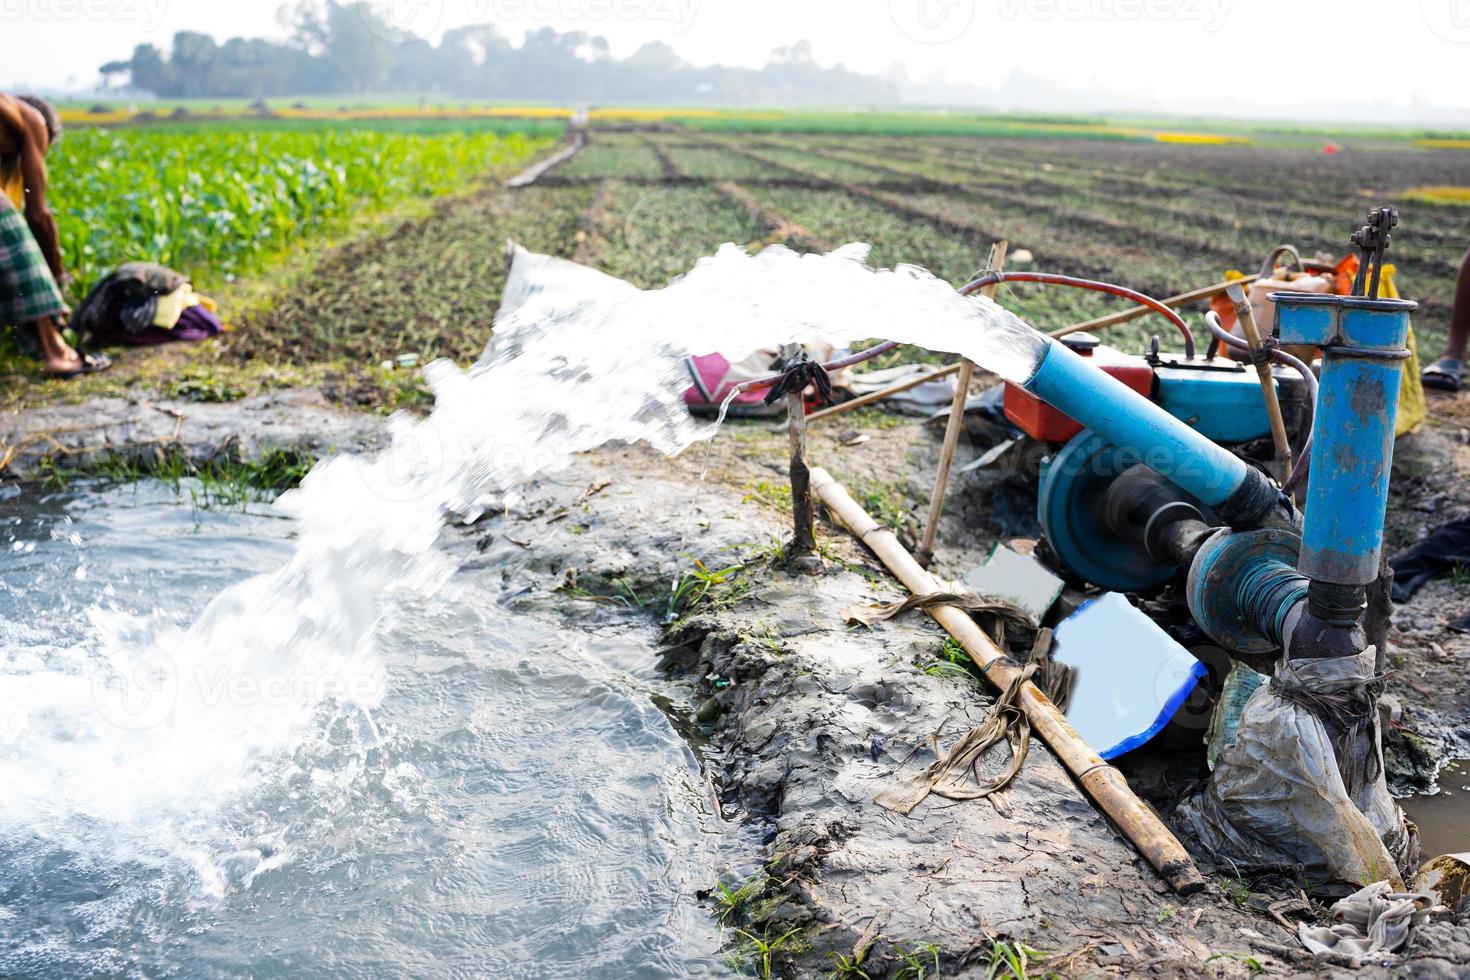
[1003,337,1156,442]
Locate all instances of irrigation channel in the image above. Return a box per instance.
[1,481,752,975]
[0,245,1055,975]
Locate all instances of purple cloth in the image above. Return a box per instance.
[96,302,222,346]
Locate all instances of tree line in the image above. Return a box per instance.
[99,1,897,104]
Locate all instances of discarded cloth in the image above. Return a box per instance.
[101,302,223,347]
[72,262,188,340]
[1177,649,1418,889]
[1390,516,1470,602]
[1297,881,1433,962]
[844,364,957,416]
[150,283,214,329]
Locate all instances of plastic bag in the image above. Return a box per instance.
[1177,649,1418,888]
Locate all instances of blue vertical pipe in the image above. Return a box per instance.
[1274,295,1415,586]
[1021,339,1254,508]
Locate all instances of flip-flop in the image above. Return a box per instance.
[46,351,113,380]
[1422,357,1463,393]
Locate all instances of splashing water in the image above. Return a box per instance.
[0,244,1051,960]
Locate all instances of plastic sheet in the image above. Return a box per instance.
[1178,649,1419,888]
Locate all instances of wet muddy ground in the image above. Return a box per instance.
[7,378,1470,976]
[444,393,1470,978]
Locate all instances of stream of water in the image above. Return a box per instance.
[0,244,1051,975]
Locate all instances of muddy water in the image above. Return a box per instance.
[0,482,751,977]
[1403,759,1470,860]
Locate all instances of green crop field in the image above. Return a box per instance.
[48,119,556,301]
[8,111,1470,412]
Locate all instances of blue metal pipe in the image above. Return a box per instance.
[1274,294,1415,587]
[1022,339,1263,512]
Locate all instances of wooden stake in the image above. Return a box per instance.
[809,466,1207,895]
[782,343,816,557]
[917,241,1008,567]
[1226,282,1293,480]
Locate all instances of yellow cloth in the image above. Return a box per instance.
[0,164,23,210]
[1379,264,1425,436]
[152,284,197,328]
[1219,264,1425,437]
[150,284,221,330]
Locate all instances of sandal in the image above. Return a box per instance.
[1422,357,1462,392]
[46,351,113,380]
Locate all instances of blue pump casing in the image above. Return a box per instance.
[1034,352,1301,591]
[1155,362,1302,445]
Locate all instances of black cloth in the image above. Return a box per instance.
[1389,515,1470,602]
[71,262,187,339]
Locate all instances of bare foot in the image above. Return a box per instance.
[44,350,83,375]
[43,350,111,379]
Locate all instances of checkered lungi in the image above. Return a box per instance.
[0,194,66,327]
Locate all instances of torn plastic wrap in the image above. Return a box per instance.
[1177,649,1419,889]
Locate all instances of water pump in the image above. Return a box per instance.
[1000,208,1411,675]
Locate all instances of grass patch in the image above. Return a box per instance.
[731,926,806,979]
[920,636,980,680]
[666,558,754,622]
[853,478,909,532]
[35,444,314,509]
[892,943,944,979]
[743,479,793,513]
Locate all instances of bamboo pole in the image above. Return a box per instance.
[917,241,1008,566]
[810,466,1207,895]
[1226,282,1293,480]
[1048,274,1262,340]
[810,275,1261,429]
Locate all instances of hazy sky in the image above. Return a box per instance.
[5,0,1470,116]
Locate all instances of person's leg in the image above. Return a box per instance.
[1423,245,1470,391]
[29,314,81,375]
[1442,246,1470,362]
